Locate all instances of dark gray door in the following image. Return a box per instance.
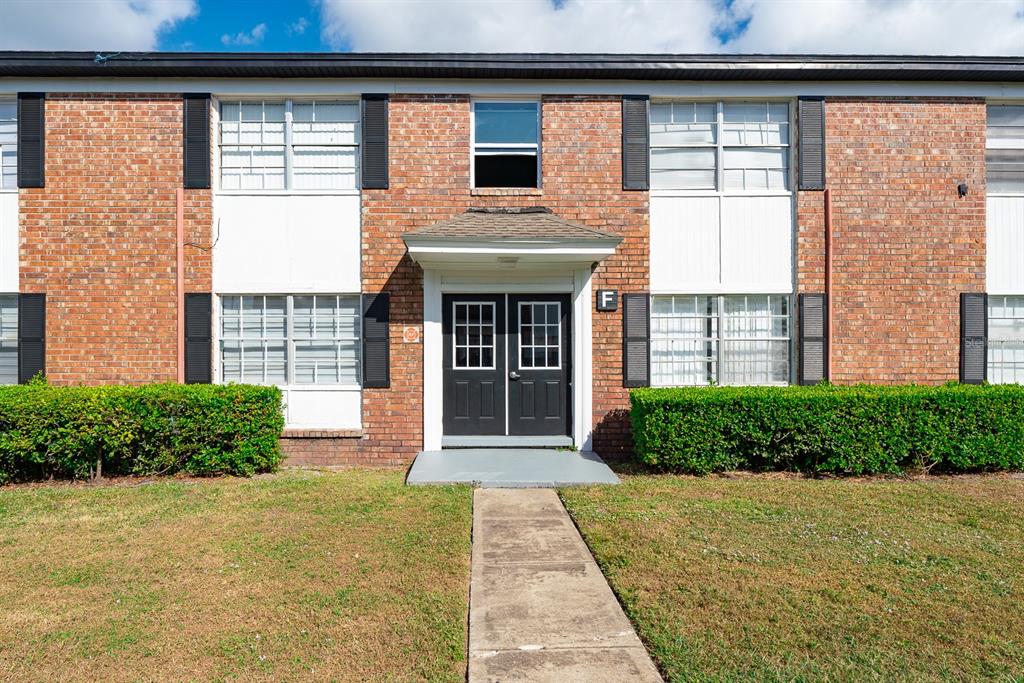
[442,295,505,435]
[507,295,571,436]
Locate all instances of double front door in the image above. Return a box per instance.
[442,294,571,437]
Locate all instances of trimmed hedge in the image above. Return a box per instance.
[0,383,284,484]
[631,384,1024,475]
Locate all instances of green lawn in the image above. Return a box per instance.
[561,474,1024,682]
[0,470,472,682]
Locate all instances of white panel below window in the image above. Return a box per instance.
[987,196,1024,294]
[0,193,17,291]
[720,195,793,291]
[214,194,361,293]
[650,196,720,291]
[282,387,362,429]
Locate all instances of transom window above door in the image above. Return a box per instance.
[219,99,359,191]
[453,301,496,369]
[519,302,561,369]
[650,101,790,192]
[472,101,540,188]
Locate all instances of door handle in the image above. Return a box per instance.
[509,371,521,380]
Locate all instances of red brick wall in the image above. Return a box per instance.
[19,93,212,384]
[797,98,987,383]
[313,94,649,465]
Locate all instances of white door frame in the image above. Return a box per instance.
[422,266,594,452]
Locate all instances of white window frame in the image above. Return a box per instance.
[517,301,562,370]
[650,99,794,198]
[986,102,1024,198]
[215,97,361,196]
[217,293,362,388]
[987,294,1024,385]
[452,301,497,370]
[0,97,16,193]
[470,98,541,189]
[0,294,16,385]
[651,293,792,387]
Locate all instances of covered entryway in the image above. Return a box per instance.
[404,207,622,452]
[442,293,571,439]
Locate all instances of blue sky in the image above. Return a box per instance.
[1,0,1022,55]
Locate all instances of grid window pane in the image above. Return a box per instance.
[986,105,1024,193]
[454,302,496,369]
[220,99,359,191]
[989,295,1024,384]
[220,294,360,386]
[518,302,560,369]
[0,101,15,191]
[651,294,790,386]
[0,294,16,384]
[650,100,790,192]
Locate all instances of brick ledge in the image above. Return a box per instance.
[282,429,363,439]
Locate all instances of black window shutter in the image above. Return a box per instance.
[17,93,45,188]
[622,293,650,388]
[361,94,389,190]
[17,293,45,383]
[184,293,212,384]
[362,292,390,388]
[622,96,650,191]
[183,93,211,189]
[798,97,825,191]
[798,293,828,385]
[960,292,987,385]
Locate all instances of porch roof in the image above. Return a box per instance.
[402,207,622,270]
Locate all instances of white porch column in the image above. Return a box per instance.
[422,269,443,451]
[573,266,594,452]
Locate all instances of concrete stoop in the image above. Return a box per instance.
[468,488,662,682]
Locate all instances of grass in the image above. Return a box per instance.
[0,470,472,682]
[561,474,1024,682]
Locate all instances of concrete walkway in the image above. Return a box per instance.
[469,488,662,682]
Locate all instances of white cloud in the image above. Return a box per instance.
[287,17,310,36]
[0,0,196,51]
[221,22,268,47]
[318,0,1024,55]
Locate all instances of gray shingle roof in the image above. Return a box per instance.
[402,207,621,242]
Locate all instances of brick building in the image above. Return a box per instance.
[0,53,1021,465]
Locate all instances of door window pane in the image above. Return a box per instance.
[518,302,560,369]
[453,302,496,369]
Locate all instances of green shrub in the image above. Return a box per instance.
[630,384,1024,475]
[0,383,284,484]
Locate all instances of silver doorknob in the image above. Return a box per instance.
[509,371,521,380]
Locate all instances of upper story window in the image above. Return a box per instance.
[219,99,359,192]
[472,101,540,188]
[650,101,790,192]
[0,100,16,191]
[987,105,1024,194]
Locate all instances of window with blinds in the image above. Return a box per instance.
[987,105,1024,194]
[988,295,1024,384]
[651,294,790,386]
[220,295,361,386]
[0,295,16,384]
[650,101,790,192]
[0,100,15,190]
[219,100,359,191]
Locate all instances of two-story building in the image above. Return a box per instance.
[0,53,1021,465]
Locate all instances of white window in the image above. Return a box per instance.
[219,100,359,191]
[987,105,1024,194]
[519,302,560,369]
[453,302,496,369]
[0,100,15,191]
[651,294,790,386]
[988,295,1024,384]
[0,295,16,384]
[472,101,540,188]
[650,101,790,192]
[220,295,361,386]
